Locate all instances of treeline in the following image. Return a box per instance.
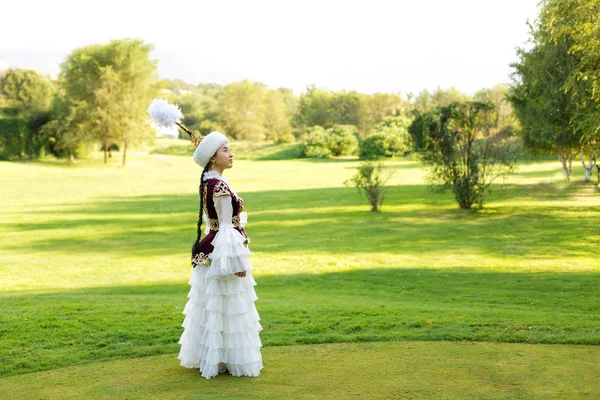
[160,80,519,161]
[160,80,297,143]
[0,54,518,165]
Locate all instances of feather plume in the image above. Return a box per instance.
[147,99,183,128]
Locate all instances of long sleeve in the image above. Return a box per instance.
[207,194,252,278]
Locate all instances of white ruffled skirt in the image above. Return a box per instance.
[177,228,263,379]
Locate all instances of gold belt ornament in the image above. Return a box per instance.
[209,216,242,231]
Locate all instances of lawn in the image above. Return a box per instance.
[1,144,598,398]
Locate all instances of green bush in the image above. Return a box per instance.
[302,124,358,158]
[344,161,395,212]
[327,124,358,156]
[304,145,333,158]
[276,133,295,144]
[302,126,331,158]
[359,116,413,160]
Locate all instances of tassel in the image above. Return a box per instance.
[191,238,201,268]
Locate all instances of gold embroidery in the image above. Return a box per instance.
[212,181,230,197]
[202,182,208,217]
[192,252,211,266]
[201,180,247,233]
[208,216,242,231]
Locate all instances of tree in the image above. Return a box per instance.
[541,0,600,183]
[263,90,292,141]
[411,87,469,114]
[95,65,124,163]
[365,92,406,130]
[162,80,224,136]
[163,79,295,144]
[277,87,298,119]
[0,69,56,159]
[106,40,159,166]
[508,21,582,181]
[473,84,520,137]
[0,69,55,114]
[39,96,92,162]
[59,39,159,165]
[409,101,518,210]
[218,80,267,141]
[292,87,402,137]
[542,0,600,142]
[292,86,335,130]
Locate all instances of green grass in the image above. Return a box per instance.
[2,342,597,399]
[0,149,598,397]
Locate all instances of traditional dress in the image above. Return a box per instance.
[177,170,263,379]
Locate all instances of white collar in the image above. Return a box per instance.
[202,170,238,195]
[202,170,228,183]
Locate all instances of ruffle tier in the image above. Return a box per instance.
[207,224,252,278]
[177,260,263,379]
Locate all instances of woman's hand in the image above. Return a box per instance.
[234,271,246,277]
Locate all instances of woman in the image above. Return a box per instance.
[177,131,263,379]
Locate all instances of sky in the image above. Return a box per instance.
[0,0,541,96]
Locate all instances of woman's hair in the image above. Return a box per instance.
[191,161,211,266]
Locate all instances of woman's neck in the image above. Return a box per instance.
[203,169,226,182]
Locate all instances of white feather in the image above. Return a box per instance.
[147,99,183,128]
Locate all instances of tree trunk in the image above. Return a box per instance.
[122,141,128,167]
[559,151,572,182]
[103,141,108,164]
[69,148,74,163]
[580,149,597,183]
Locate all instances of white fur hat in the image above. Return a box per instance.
[193,131,229,169]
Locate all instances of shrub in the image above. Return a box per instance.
[408,101,517,210]
[302,124,359,158]
[276,133,295,144]
[302,126,331,158]
[359,116,413,160]
[344,162,395,212]
[327,124,358,156]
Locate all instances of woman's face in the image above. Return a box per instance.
[210,142,233,171]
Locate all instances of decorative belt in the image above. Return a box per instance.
[209,216,241,231]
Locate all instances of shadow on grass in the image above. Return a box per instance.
[1,267,598,378]
[2,180,598,258]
